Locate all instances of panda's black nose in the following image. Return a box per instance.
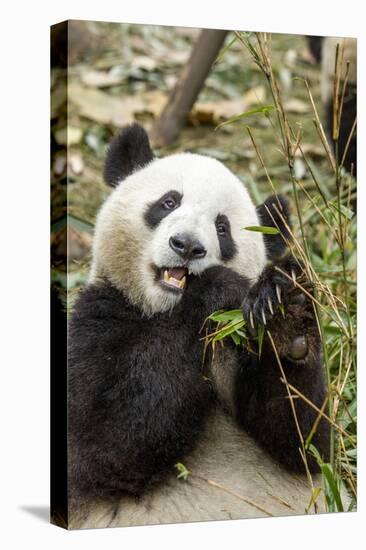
[169,234,207,260]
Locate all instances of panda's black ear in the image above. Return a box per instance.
[103,124,154,187]
[256,194,291,260]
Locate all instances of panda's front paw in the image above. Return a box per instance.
[185,265,249,316]
[242,255,309,331]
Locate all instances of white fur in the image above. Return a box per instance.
[69,407,326,529]
[90,153,266,315]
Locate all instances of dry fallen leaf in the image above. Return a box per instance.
[68,84,144,127]
[53,154,67,176]
[54,126,83,147]
[81,69,124,88]
[68,153,84,175]
[190,86,268,126]
[161,50,190,65]
[191,98,247,125]
[52,226,93,266]
[131,56,158,72]
[51,85,66,119]
[143,90,168,118]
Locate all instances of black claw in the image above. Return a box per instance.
[247,310,257,336]
[276,284,282,304]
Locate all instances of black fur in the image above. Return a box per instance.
[144,190,183,229]
[238,255,330,470]
[256,194,291,260]
[68,267,249,504]
[51,287,68,526]
[104,124,154,186]
[242,254,302,326]
[69,256,329,504]
[215,214,237,261]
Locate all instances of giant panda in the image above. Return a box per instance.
[68,124,330,529]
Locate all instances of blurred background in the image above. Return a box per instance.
[50,21,357,511]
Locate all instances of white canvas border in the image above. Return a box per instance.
[0,1,364,548]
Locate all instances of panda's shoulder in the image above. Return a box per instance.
[71,281,132,322]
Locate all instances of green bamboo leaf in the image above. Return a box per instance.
[306,486,323,512]
[215,104,275,130]
[328,201,354,220]
[324,325,341,336]
[175,462,191,481]
[208,309,244,323]
[308,444,345,512]
[320,464,344,512]
[244,225,280,235]
[213,320,245,342]
[230,332,241,346]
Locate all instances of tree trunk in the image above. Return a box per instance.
[151,29,229,147]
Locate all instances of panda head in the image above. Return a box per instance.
[89,124,290,316]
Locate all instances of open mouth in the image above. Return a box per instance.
[159,267,189,293]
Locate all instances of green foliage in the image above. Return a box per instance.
[244,225,280,234]
[215,104,275,130]
[175,462,191,481]
[211,31,357,512]
[207,309,246,345]
[308,445,345,512]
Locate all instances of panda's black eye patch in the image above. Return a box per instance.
[215,214,237,261]
[144,190,182,228]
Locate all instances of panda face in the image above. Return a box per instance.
[90,150,267,316]
[142,156,248,300]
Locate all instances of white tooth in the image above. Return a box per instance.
[164,270,169,282]
[178,276,186,289]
